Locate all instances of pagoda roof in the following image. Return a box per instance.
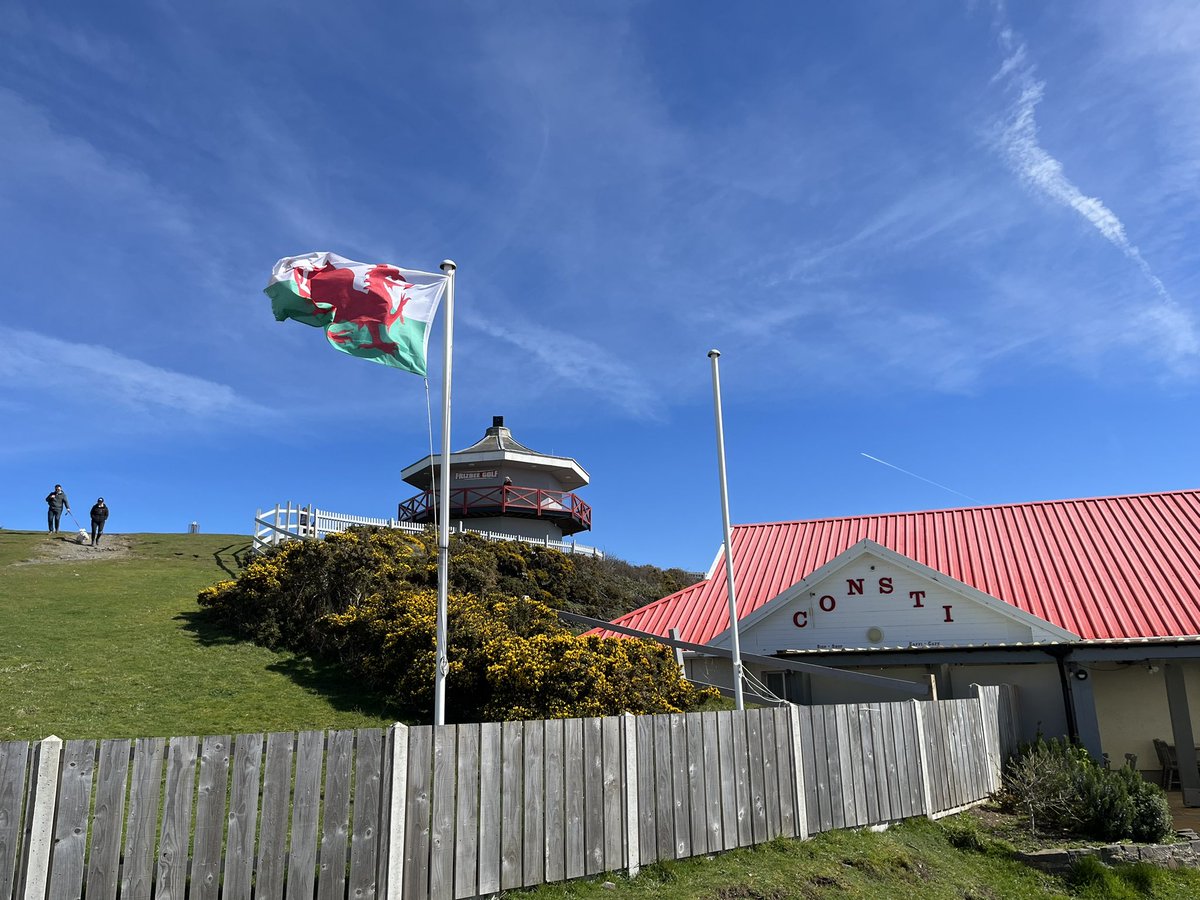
[401,417,590,490]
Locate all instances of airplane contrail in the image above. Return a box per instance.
[860,453,977,502]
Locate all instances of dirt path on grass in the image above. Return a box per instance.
[9,533,133,565]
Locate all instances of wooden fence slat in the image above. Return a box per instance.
[190,736,230,900]
[255,732,294,900]
[84,739,128,900]
[121,736,166,900]
[429,725,456,900]
[622,714,639,878]
[500,720,524,889]
[810,707,830,833]
[731,710,752,847]
[542,720,565,884]
[477,723,502,894]
[759,709,780,839]
[701,712,722,851]
[318,730,354,900]
[454,724,481,899]
[222,733,263,900]
[562,719,585,881]
[772,707,795,838]
[583,718,605,873]
[668,714,690,858]
[524,720,545,888]
[879,704,900,822]
[633,716,656,865]
[287,731,324,900]
[859,706,879,827]
[652,715,674,860]
[351,728,384,900]
[716,711,737,851]
[403,727,432,900]
[745,709,767,844]
[685,713,706,855]
[789,705,809,841]
[153,736,198,900]
[844,705,865,827]
[601,717,622,873]
[0,741,30,900]
[48,739,95,900]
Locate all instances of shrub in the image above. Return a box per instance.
[998,737,1172,844]
[199,526,717,721]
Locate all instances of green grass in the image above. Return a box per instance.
[517,813,1200,900]
[0,530,393,740]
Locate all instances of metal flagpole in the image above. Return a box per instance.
[434,260,456,726]
[707,349,744,711]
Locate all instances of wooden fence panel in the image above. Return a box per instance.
[454,725,481,899]
[523,720,545,888]
[714,712,736,852]
[820,706,842,831]
[500,721,524,889]
[287,731,324,900]
[601,717,622,873]
[351,728,384,900]
[84,738,128,900]
[47,739,95,900]
[154,736,197,900]
[685,713,706,855]
[801,707,825,835]
[376,726,394,900]
[669,714,690,857]
[773,707,796,838]
[843,705,866,827]
[583,718,605,873]
[702,712,723,850]
[318,730,355,900]
[222,733,264,900]
[561,719,584,881]
[633,716,656,865]
[858,706,880,827]
[543,720,566,884]
[256,732,293,900]
[652,715,674,860]
[759,710,780,840]
[922,703,944,812]
[0,741,29,900]
[477,722,502,894]
[403,727,433,900]
[731,711,752,847]
[429,725,456,900]
[745,709,767,844]
[121,736,165,900]
[878,704,900,822]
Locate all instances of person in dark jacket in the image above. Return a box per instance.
[45,485,70,533]
[89,498,109,546]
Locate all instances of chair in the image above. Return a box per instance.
[1153,738,1180,790]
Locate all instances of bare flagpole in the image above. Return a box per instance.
[707,349,744,711]
[434,260,456,726]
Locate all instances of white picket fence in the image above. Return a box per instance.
[253,502,604,558]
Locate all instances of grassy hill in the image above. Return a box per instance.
[0,530,393,740]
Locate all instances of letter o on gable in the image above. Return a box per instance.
[819,595,836,612]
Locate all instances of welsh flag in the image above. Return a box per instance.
[265,252,448,376]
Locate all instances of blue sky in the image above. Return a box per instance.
[2,1,1199,571]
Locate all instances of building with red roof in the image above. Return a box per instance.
[599,490,1200,801]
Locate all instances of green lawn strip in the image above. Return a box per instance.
[516,813,1200,900]
[0,530,392,740]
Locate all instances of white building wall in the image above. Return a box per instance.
[1091,662,1200,778]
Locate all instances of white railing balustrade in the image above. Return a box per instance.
[253,502,604,558]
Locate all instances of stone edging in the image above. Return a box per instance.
[1016,833,1200,873]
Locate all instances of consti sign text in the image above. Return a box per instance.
[791,575,955,629]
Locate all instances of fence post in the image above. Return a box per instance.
[385,724,410,900]
[19,735,63,900]
[623,714,640,878]
[788,705,809,840]
[911,700,934,818]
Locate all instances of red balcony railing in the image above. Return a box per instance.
[398,485,592,532]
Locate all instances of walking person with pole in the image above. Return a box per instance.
[90,498,109,547]
[45,484,70,534]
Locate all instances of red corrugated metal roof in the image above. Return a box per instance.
[599,490,1200,643]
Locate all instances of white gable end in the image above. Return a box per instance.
[714,541,1076,654]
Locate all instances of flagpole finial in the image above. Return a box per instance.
[707,349,721,359]
[441,260,457,273]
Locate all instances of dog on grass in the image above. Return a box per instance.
[74,529,89,545]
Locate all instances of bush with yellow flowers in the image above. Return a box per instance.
[198,526,717,721]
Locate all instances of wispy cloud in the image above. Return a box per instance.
[0,327,271,420]
[990,9,1199,368]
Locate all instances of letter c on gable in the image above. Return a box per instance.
[792,610,808,628]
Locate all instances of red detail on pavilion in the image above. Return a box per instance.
[398,484,592,535]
